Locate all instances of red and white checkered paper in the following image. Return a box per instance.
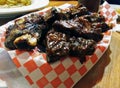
[100,1,117,25]
[0,2,116,88]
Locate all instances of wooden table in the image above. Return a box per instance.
[0,1,120,88]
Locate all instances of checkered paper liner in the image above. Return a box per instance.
[0,2,116,88]
[100,1,117,25]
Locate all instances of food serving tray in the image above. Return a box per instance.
[0,2,116,88]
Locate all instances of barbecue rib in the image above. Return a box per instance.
[46,30,70,62]
[46,30,97,63]
[5,14,47,50]
[53,19,103,42]
[69,37,96,63]
[43,4,89,27]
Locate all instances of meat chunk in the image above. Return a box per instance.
[69,37,96,55]
[43,4,89,27]
[5,14,47,50]
[5,28,23,49]
[46,30,70,62]
[80,13,110,32]
[81,13,106,23]
[53,18,103,42]
[91,22,110,32]
[69,37,96,63]
[68,4,89,18]
[46,30,96,63]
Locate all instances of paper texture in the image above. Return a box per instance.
[100,1,120,32]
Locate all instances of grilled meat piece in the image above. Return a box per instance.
[69,37,96,55]
[80,13,110,32]
[5,28,23,49]
[46,30,70,62]
[53,18,104,42]
[46,30,96,63]
[43,7,58,28]
[81,13,106,23]
[92,22,110,32]
[43,4,89,27]
[5,14,47,50]
[53,19,83,36]
[69,37,96,63]
[52,4,89,19]
[26,14,45,24]
[68,4,89,18]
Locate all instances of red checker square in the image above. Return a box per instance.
[15,50,26,55]
[51,77,62,88]
[78,65,87,76]
[60,57,66,62]
[24,60,38,73]
[54,64,65,75]
[104,31,111,36]
[105,4,110,9]
[67,65,77,75]
[0,43,2,47]
[13,57,21,68]
[90,54,98,64]
[1,37,5,42]
[25,75,34,85]
[86,56,90,61]
[97,46,106,53]
[41,53,47,61]
[39,63,52,75]
[70,56,78,63]
[36,77,49,88]
[64,77,74,88]
[112,11,116,16]
[39,12,44,15]
[105,11,110,16]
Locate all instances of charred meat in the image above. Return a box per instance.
[53,18,104,42]
[43,4,89,27]
[46,30,96,63]
[81,13,106,23]
[69,37,96,63]
[46,30,70,62]
[5,14,47,50]
[69,37,96,56]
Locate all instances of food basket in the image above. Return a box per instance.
[0,1,117,88]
